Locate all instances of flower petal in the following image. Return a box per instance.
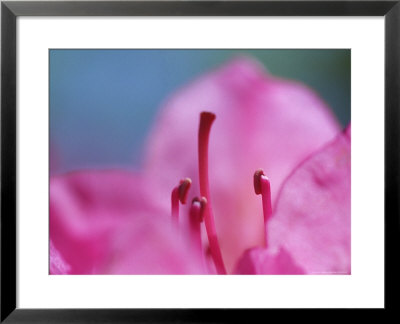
[268,127,351,274]
[104,215,207,274]
[145,57,341,271]
[50,240,71,274]
[234,247,305,274]
[50,170,206,274]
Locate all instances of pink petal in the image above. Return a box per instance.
[145,57,341,271]
[104,215,207,274]
[50,240,71,274]
[234,247,305,274]
[345,124,351,139]
[50,170,206,274]
[268,127,351,274]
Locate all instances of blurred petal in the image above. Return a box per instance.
[268,127,351,274]
[145,57,341,270]
[345,124,351,139]
[50,240,71,274]
[234,247,305,274]
[105,216,207,274]
[50,170,206,274]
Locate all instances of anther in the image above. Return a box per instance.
[171,178,192,224]
[191,197,207,222]
[189,197,207,258]
[178,178,192,204]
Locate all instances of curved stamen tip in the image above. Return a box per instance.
[254,169,270,195]
[191,197,207,222]
[200,111,216,124]
[178,178,192,204]
[254,169,265,195]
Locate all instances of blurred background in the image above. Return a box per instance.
[50,49,350,174]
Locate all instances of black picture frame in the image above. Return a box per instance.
[1,0,399,322]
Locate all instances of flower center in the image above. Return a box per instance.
[169,112,272,274]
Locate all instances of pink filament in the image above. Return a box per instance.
[171,187,180,224]
[198,112,227,274]
[254,169,272,247]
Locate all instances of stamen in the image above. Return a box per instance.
[189,197,206,258]
[254,169,272,247]
[178,178,192,204]
[171,178,192,224]
[198,112,227,274]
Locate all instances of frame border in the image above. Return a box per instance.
[1,1,399,322]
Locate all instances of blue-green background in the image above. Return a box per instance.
[50,49,350,174]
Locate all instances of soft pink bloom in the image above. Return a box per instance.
[50,57,350,275]
[145,57,344,271]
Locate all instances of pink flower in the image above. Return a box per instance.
[50,57,350,275]
[145,58,350,273]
